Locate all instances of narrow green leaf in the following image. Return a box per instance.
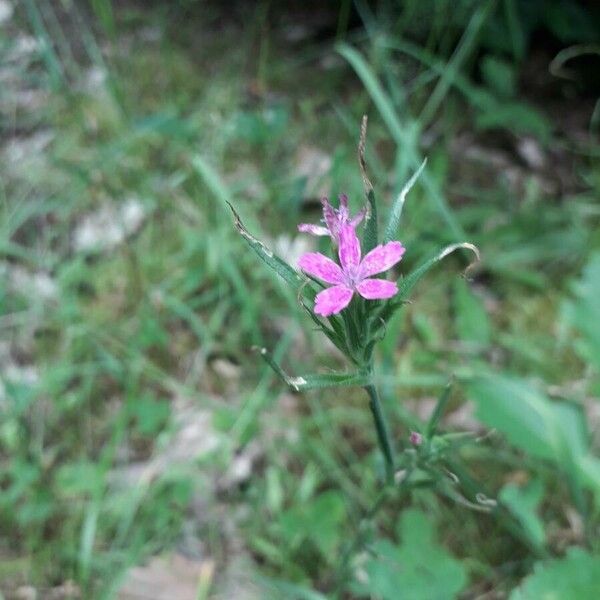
[499,480,546,551]
[226,202,313,299]
[384,158,427,243]
[369,243,480,329]
[418,0,495,127]
[362,189,379,253]
[257,347,370,391]
[426,380,453,437]
[398,243,480,301]
[191,154,232,209]
[358,115,379,253]
[300,299,349,356]
[337,44,406,147]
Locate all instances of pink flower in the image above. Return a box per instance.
[409,431,423,446]
[298,224,405,316]
[298,194,365,242]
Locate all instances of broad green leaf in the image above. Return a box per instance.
[467,374,578,461]
[258,347,370,391]
[510,548,600,600]
[499,480,546,551]
[466,374,600,503]
[384,158,427,243]
[277,490,346,557]
[352,509,468,599]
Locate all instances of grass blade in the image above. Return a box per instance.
[384,158,427,243]
[419,0,495,127]
[337,43,465,239]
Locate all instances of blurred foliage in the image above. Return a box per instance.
[351,509,468,599]
[511,548,600,600]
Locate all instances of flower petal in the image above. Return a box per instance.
[338,193,349,221]
[338,224,361,273]
[359,241,405,278]
[350,206,366,228]
[356,278,398,300]
[321,197,337,234]
[298,252,344,284]
[298,223,330,236]
[314,285,353,316]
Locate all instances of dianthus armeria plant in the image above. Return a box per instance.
[228,116,479,483]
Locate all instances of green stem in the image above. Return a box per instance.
[365,382,395,482]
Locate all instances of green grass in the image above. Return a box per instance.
[1,1,600,598]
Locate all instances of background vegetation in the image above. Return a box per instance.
[1,0,599,598]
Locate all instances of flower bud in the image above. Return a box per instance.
[409,431,423,446]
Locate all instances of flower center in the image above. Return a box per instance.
[343,266,361,289]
